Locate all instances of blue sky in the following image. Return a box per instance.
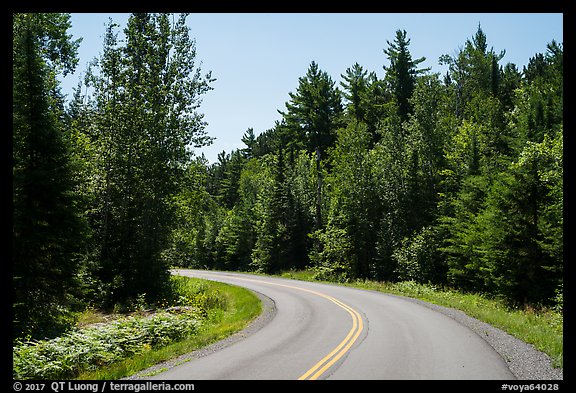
[59,13,563,163]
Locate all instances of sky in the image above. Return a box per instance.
[58,13,563,164]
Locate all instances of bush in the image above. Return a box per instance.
[12,275,225,380]
[309,227,354,283]
[13,310,202,380]
[393,226,446,284]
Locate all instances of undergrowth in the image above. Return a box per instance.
[13,275,221,380]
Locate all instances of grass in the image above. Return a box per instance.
[13,276,262,380]
[76,277,261,380]
[277,269,563,368]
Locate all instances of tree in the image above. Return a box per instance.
[393,225,445,284]
[340,64,387,145]
[517,41,563,144]
[209,149,246,209]
[340,63,370,123]
[13,13,86,339]
[402,74,450,230]
[281,61,343,158]
[440,173,492,292]
[370,119,410,280]
[241,127,256,158]
[280,61,343,230]
[162,157,220,269]
[438,37,562,304]
[478,130,562,305]
[316,121,380,279]
[498,62,522,113]
[250,152,286,273]
[442,131,563,305]
[383,29,429,123]
[83,13,214,306]
[439,24,505,119]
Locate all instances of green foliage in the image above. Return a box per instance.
[479,132,563,304]
[13,311,202,380]
[280,61,343,158]
[250,150,297,273]
[320,121,379,278]
[79,14,214,306]
[340,62,387,140]
[309,227,354,283]
[162,158,222,269]
[440,24,505,120]
[13,13,87,340]
[12,275,231,380]
[383,29,429,122]
[393,226,446,284]
[441,130,562,305]
[13,12,219,340]
[214,205,255,271]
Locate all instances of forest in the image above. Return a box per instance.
[13,13,563,342]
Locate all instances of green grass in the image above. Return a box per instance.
[76,277,261,379]
[13,276,262,380]
[277,269,563,368]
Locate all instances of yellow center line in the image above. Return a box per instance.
[301,297,363,380]
[186,272,364,380]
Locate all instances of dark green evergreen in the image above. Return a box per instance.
[383,29,429,122]
[13,13,85,340]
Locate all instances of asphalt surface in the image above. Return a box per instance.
[147,269,520,380]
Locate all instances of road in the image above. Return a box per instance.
[150,269,515,380]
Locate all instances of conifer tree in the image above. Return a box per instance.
[280,61,342,230]
[13,13,85,339]
[383,29,429,123]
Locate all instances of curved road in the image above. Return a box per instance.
[151,269,515,380]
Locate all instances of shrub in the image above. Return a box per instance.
[393,226,446,284]
[13,310,202,380]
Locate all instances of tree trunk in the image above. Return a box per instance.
[315,146,322,230]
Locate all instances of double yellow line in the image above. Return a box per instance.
[296,290,363,380]
[191,272,364,380]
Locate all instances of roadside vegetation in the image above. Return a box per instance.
[278,269,563,368]
[13,276,261,380]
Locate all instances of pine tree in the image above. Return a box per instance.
[251,152,285,273]
[340,63,369,123]
[280,61,343,230]
[241,127,256,158]
[383,29,429,123]
[281,61,343,158]
[13,13,85,339]
[440,24,505,119]
[321,121,379,278]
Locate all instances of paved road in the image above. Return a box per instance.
[151,269,515,380]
